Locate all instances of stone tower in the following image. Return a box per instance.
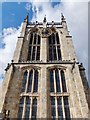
[0,14,90,119]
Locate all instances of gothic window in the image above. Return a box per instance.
[61,70,67,92]
[27,70,33,92]
[49,68,70,119]
[18,97,24,119]
[36,46,40,60]
[55,69,61,92]
[22,71,28,92]
[50,69,54,92]
[48,32,62,61]
[19,69,39,119]
[33,70,38,92]
[27,32,40,61]
[32,98,37,119]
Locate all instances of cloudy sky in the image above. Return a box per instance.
[0,0,89,86]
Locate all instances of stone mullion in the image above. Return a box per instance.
[53,70,57,93]
[35,34,38,61]
[59,70,63,93]
[25,70,30,93]
[30,33,34,60]
[30,97,33,119]
[31,69,35,93]
[55,33,58,60]
[22,97,26,119]
[62,97,66,119]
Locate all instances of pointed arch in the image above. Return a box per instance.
[61,70,67,92]
[27,70,33,92]
[27,32,41,61]
[22,70,28,92]
[50,69,54,92]
[55,68,61,92]
[48,32,62,61]
[33,70,38,92]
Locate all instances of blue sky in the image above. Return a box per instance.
[2,2,33,29]
[0,1,89,86]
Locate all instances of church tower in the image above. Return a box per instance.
[0,14,90,119]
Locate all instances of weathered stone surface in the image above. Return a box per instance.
[0,18,89,119]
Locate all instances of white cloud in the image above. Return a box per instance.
[0,24,22,83]
[25,2,32,11]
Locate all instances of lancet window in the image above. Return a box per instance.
[48,32,61,61]
[27,32,40,61]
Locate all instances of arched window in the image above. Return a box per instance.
[22,71,28,92]
[27,32,40,61]
[25,97,30,119]
[55,69,61,92]
[18,97,24,119]
[51,97,56,119]
[50,69,54,92]
[32,98,37,119]
[27,70,33,92]
[33,70,38,92]
[48,32,62,61]
[61,70,67,92]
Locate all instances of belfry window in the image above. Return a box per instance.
[48,32,61,61]
[27,32,40,61]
